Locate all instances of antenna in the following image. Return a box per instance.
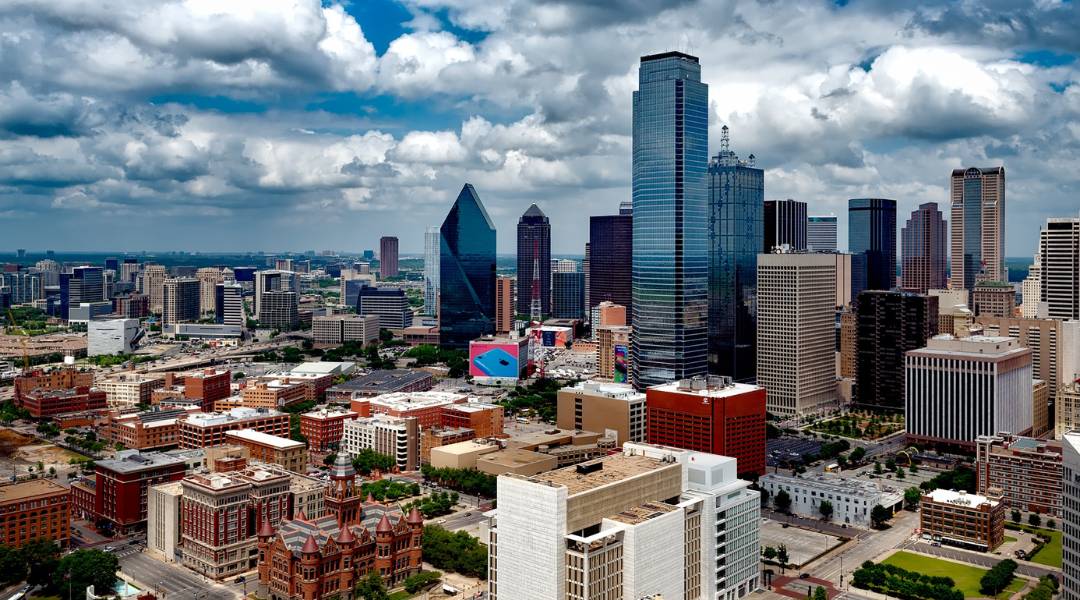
[720,125,730,154]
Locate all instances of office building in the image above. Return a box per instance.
[215,283,243,326]
[760,472,903,527]
[596,325,632,383]
[147,481,183,562]
[0,271,42,304]
[591,301,626,329]
[973,281,1017,318]
[118,260,140,285]
[224,430,306,473]
[757,253,838,415]
[631,51,709,389]
[951,167,1006,291]
[929,289,971,334]
[181,368,233,411]
[178,407,290,449]
[1062,432,1080,599]
[849,198,897,292]
[88,317,141,356]
[901,202,947,294]
[441,402,504,438]
[919,489,1004,551]
[976,433,1062,518]
[906,335,1033,449]
[312,314,379,347]
[90,450,187,533]
[358,391,469,429]
[557,382,646,446]
[0,480,70,549]
[551,271,585,320]
[357,287,409,330]
[423,226,440,316]
[241,380,307,410]
[341,415,420,471]
[807,215,837,253]
[495,277,514,334]
[104,407,198,450]
[763,199,806,252]
[196,268,220,315]
[646,376,766,477]
[254,270,284,319]
[260,290,298,329]
[854,291,938,409]
[589,212,632,320]
[19,386,106,418]
[162,277,200,326]
[708,129,764,381]
[1022,254,1043,319]
[517,204,551,318]
[487,442,761,600]
[14,368,93,404]
[440,184,496,347]
[299,408,358,452]
[142,265,168,314]
[1039,213,1080,320]
[420,428,476,463]
[114,292,150,319]
[378,236,399,278]
[97,373,161,407]
[60,266,104,321]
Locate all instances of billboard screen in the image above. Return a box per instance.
[531,326,571,347]
[614,345,628,383]
[470,343,521,378]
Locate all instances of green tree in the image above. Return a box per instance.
[870,505,891,528]
[904,487,923,509]
[762,546,777,561]
[774,490,792,512]
[836,455,848,469]
[776,544,789,574]
[52,549,120,593]
[766,423,782,440]
[818,500,834,521]
[403,571,442,594]
[353,572,389,600]
[1011,509,1022,523]
[849,447,866,463]
[885,458,897,472]
[1029,513,1042,528]
[1048,519,1057,530]
[813,585,828,600]
[324,454,338,466]
[873,461,883,475]
[909,463,919,473]
[895,467,906,480]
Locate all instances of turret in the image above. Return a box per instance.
[300,534,320,600]
[256,519,275,599]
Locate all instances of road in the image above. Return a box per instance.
[806,510,919,589]
[762,509,858,539]
[118,552,242,600]
[436,509,490,532]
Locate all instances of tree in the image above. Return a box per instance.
[353,572,389,600]
[759,488,770,506]
[979,559,1017,596]
[1011,510,1022,524]
[776,544,789,574]
[849,447,866,463]
[909,463,919,473]
[422,526,488,579]
[762,546,777,561]
[885,458,897,472]
[904,487,923,510]
[873,461,883,475]
[774,490,792,512]
[766,423,782,440]
[836,455,848,469]
[404,571,442,594]
[818,501,834,521]
[1029,513,1042,528]
[324,454,338,466]
[895,467,906,480]
[1048,519,1057,530]
[870,505,891,528]
[813,585,828,600]
[52,549,120,593]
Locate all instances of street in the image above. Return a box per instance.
[762,509,857,539]
[118,552,242,600]
[806,510,919,589]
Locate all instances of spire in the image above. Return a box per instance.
[258,518,275,537]
[521,203,547,220]
[365,493,375,503]
[301,534,320,554]
[407,506,423,525]
[295,508,307,521]
[336,525,356,544]
[376,513,393,533]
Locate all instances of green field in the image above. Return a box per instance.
[1003,536,1017,542]
[1010,526,1063,568]
[882,552,1026,599]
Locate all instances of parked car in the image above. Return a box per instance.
[799,574,810,579]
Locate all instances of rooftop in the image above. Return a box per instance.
[184,369,230,379]
[302,408,358,420]
[225,429,304,449]
[509,453,673,496]
[607,501,678,525]
[565,381,645,401]
[433,440,499,456]
[331,370,433,393]
[925,488,999,507]
[444,402,502,413]
[0,479,68,503]
[477,448,550,468]
[648,376,761,398]
[510,428,600,450]
[370,391,469,411]
[760,472,888,499]
[917,335,1029,357]
[98,450,186,473]
[290,362,355,376]
[184,407,285,427]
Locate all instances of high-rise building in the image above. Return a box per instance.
[59,266,103,321]
[142,264,168,314]
[162,278,200,326]
[312,314,379,347]
[853,291,938,409]
[757,253,837,415]
[34,259,60,286]
[582,242,590,318]
[516,204,551,318]
[849,198,897,293]
[972,281,1016,318]
[0,271,42,304]
[118,259,140,285]
[631,51,709,389]
[495,277,514,334]
[104,257,118,272]
[557,382,646,446]
[763,199,806,252]
[424,226,440,316]
[215,283,243,326]
[551,271,585,320]
[707,128,763,382]
[1060,432,1080,600]
[951,167,1006,291]
[260,290,298,329]
[358,287,410,330]
[901,202,947,294]
[1021,254,1043,318]
[379,236,399,278]
[1039,213,1080,320]
[807,215,837,253]
[439,184,496,348]
[196,267,221,315]
[254,270,282,320]
[596,325,631,383]
[589,212,632,320]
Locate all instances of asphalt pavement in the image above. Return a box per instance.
[118,552,242,600]
[762,509,858,538]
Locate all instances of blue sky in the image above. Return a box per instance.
[1,0,1079,256]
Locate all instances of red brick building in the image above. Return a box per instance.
[258,373,334,403]
[0,480,70,549]
[299,408,358,452]
[178,407,290,449]
[20,387,107,418]
[15,368,94,406]
[184,369,232,411]
[976,433,1064,517]
[646,376,767,477]
[91,450,187,533]
[358,392,468,430]
[257,455,424,600]
[441,403,504,438]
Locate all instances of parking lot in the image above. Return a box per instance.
[760,519,845,567]
[766,437,824,467]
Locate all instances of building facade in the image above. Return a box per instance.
[589,212,632,321]
[179,407,290,449]
[225,430,307,473]
[1061,432,1080,599]
[326,370,434,402]
[854,291,938,409]
[919,489,1005,552]
[424,226,440,317]
[0,480,70,549]
[1039,213,1080,320]
[901,202,947,294]
[760,472,902,527]
[975,434,1062,517]
[951,167,1006,291]
[379,237,398,278]
[162,277,200,326]
[92,450,188,533]
[807,215,837,253]
[60,266,104,321]
[557,381,646,447]
[763,199,806,253]
[197,268,221,315]
[88,318,141,357]
[494,277,514,334]
[849,198,897,293]
[516,204,551,318]
[300,408,358,452]
[439,184,497,348]
[312,314,380,348]
[551,271,585,320]
[216,284,243,326]
[973,282,1016,318]
[341,416,419,472]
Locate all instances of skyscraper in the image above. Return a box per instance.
[763,199,807,253]
[59,266,104,321]
[807,215,837,252]
[551,271,585,320]
[494,277,514,334]
[379,236,399,278]
[162,278,200,326]
[197,267,221,315]
[1039,213,1080,320]
[424,226,440,317]
[215,284,243,326]
[901,202,947,294]
[439,184,496,348]
[631,51,709,389]
[142,264,168,314]
[854,291,938,410]
[516,204,551,318]
[950,167,1006,291]
[589,212,632,321]
[707,127,763,382]
[848,198,897,293]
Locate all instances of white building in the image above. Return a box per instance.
[312,314,379,347]
[807,215,838,253]
[424,226,440,316]
[216,283,243,327]
[487,442,760,600]
[88,318,141,356]
[147,481,184,562]
[759,472,904,527]
[341,415,419,471]
[1060,431,1080,599]
[1039,213,1080,320]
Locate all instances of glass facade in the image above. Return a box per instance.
[439,184,496,348]
[962,176,984,288]
[848,198,897,294]
[631,51,709,388]
[589,213,633,319]
[516,204,551,317]
[551,271,586,320]
[807,216,837,253]
[59,266,103,321]
[900,202,947,294]
[763,199,807,253]
[707,149,763,382]
[424,226,440,316]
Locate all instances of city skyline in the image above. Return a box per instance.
[0,1,1077,256]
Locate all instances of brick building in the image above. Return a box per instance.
[645,376,767,478]
[920,489,1005,552]
[105,406,202,450]
[20,386,107,418]
[14,368,93,405]
[0,480,70,549]
[91,450,188,533]
[258,373,334,403]
[355,391,468,429]
[419,428,476,464]
[257,455,423,600]
[97,374,163,407]
[184,369,232,411]
[299,408,358,452]
[225,430,307,474]
[440,403,504,438]
[178,407,290,449]
[327,370,434,402]
[976,433,1063,517]
[242,380,307,410]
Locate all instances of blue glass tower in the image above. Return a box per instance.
[707,128,763,382]
[439,184,496,348]
[631,51,709,388]
[848,198,897,294]
[59,266,104,321]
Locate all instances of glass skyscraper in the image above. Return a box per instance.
[848,198,897,294]
[439,184,496,348]
[763,199,807,253]
[424,226,440,316]
[631,51,709,388]
[516,204,551,317]
[900,202,947,294]
[707,130,763,382]
[589,212,633,319]
[59,266,104,321]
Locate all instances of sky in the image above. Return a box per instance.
[1,0,1079,256]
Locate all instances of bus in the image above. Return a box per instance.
[517,417,529,424]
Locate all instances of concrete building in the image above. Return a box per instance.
[142,265,168,314]
[973,281,1016,318]
[919,489,1005,552]
[424,226,440,316]
[760,472,903,527]
[930,289,974,335]
[557,381,645,446]
[590,302,626,329]
[379,236,399,278]
[757,253,838,415]
[1038,213,1080,320]
[89,450,188,533]
[225,430,306,473]
[242,379,307,410]
[88,318,141,357]
[420,427,476,463]
[1021,254,1044,319]
[326,370,433,402]
[951,167,1006,291]
[976,433,1062,518]
[839,308,856,379]
[256,372,333,403]
[197,268,221,316]
[1061,432,1080,599]
[259,290,298,329]
[807,215,837,253]
[596,325,631,383]
[299,408,358,452]
[162,277,200,326]
[0,480,70,549]
[170,324,242,339]
[179,407,290,449]
[1060,384,1080,440]
[495,277,514,334]
[487,442,761,600]
[215,283,243,327]
[357,391,469,429]
[854,291,938,410]
[147,481,183,562]
[312,314,380,348]
[341,415,419,472]
[357,287,410,330]
[907,336,1034,449]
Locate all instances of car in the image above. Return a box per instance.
[782,524,790,528]
[129,540,140,545]
[799,573,810,579]
[464,513,472,517]
[931,542,940,547]
[841,524,847,529]
[104,546,116,552]
[437,519,447,524]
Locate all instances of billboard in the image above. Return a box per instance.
[530,326,571,348]
[614,345,628,383]
[470,342,522,378]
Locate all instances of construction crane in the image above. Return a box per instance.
[7,310,29,371]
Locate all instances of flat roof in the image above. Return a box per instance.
[434,440,499,456]
[478,448,551,468]
[444,402,501,413]
[0,479,68,502]
[647,379,761,398]
[332,369,432,392]
[564,382,645,401]
[225,429,305,449]
[511,453,671,496]
[607,501,678,525]
[925,488,999,507]
[510,428,599,448]
[370,391,468,410]
[98,450,187,473]
[302,408,358,420]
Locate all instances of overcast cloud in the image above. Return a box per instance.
[1,0,1078,256]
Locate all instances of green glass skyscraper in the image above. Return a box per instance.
[439,184,496,348]
[631,51,709,388]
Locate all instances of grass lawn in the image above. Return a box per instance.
[1004,536,1017,542]
[882,552,1026,599]
[388,592,415,600]
[1020,528,1062,568]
